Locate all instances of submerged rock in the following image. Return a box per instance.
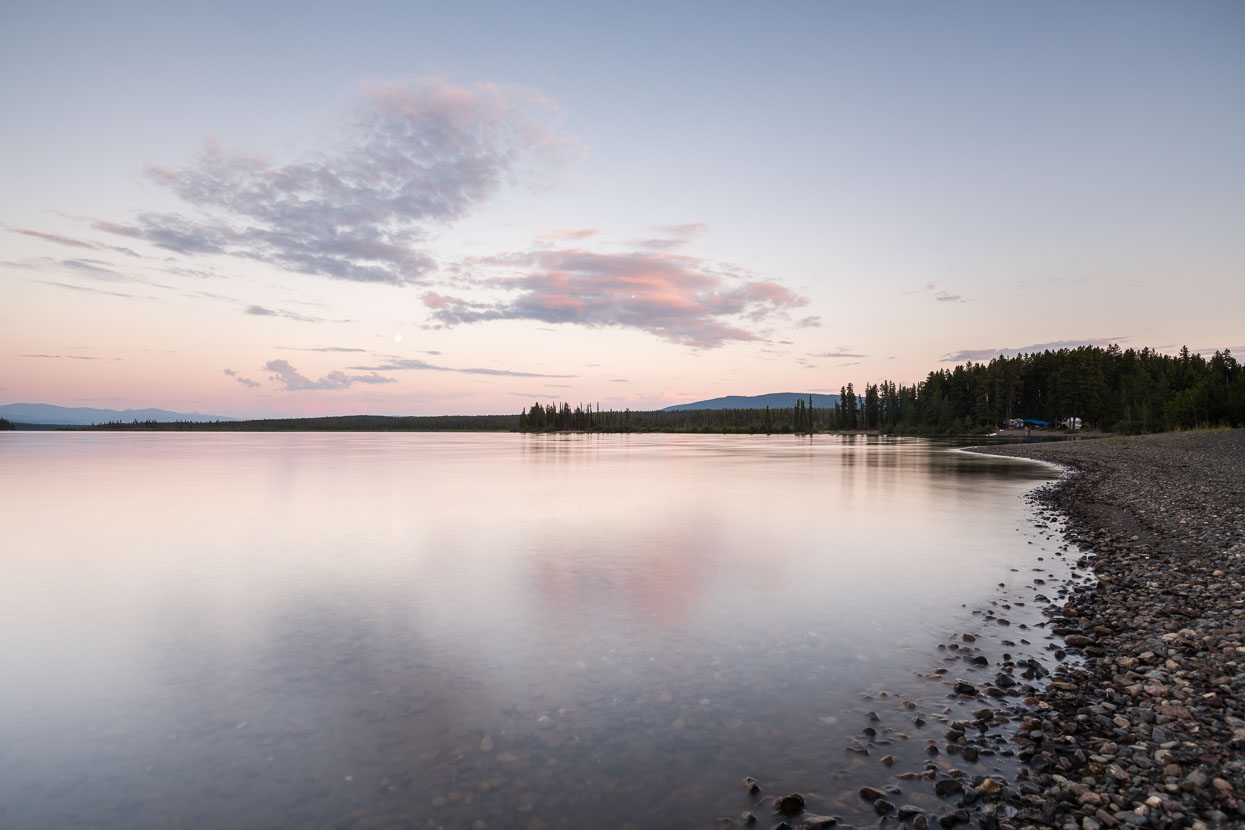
[774,793,806,815]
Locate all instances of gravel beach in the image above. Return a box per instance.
[965,430,1245,830]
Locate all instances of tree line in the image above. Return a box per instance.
[71,414,518,432]
[520,345,1245,434]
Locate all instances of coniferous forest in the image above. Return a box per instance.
[519,345,1245,434]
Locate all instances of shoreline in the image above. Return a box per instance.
[965,430,1244,830]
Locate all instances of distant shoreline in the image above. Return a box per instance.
[3,415,1099,440]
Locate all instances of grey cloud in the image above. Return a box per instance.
[810,348,867,359]
[347,357,575,378]
[909,282,967,304]
[246,305,351,324]
[223,368,261,388]
[632,222,708,252]
[38,280,135,298]
[275,345,368,353]
[60,258,132,280]
[263,359,396,391]
[942,338,1129,363]
[99,79,572,285]
[20,353,100,360]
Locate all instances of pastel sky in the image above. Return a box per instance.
[3,2,1243,417]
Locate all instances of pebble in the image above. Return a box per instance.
[966,431,1245,830]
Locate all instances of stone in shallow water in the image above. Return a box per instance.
[774,793,806,815]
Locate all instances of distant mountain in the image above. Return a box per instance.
[0,403,237,425]
[664,392,841,411]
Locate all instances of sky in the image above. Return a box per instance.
[2,1,1243,418]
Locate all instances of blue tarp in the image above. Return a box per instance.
[1019,419,1049,426]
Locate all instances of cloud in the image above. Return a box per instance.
[908,282,967,304]
[263,359,396,391]
[5,226,141,256]
[536,227,599,241]
[347,356,575,378]
[942,337,1128,363]
[96,79,572,285]
[9,228,93,249]
[20,353,100,360]
[275,345,367,353]
[632,222,708,251]
[424,247,809,348]
[37,280,135,298]
[810,347,867,359]
[223,368,261,388]
[245,305,350,324]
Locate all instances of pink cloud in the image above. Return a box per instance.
[427,248,808,348]
[8,226,142,256]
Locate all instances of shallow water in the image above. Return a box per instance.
[0,432,1065,829]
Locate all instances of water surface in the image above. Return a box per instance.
[0,433,1059,829]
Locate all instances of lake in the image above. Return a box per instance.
[0,432,1073,829]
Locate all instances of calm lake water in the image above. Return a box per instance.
[0,433,1066,829]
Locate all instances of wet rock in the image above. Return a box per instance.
[934,779,964,799]
[953,680,979,696]
[858,786,884,802]
[744,776,761,795]
[774,793,806,815]
[966,432,1245,830]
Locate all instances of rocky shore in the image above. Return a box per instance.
[961,430,1245,830]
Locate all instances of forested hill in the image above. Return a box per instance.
[520,345,1244,434]
[664,393,840,411]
